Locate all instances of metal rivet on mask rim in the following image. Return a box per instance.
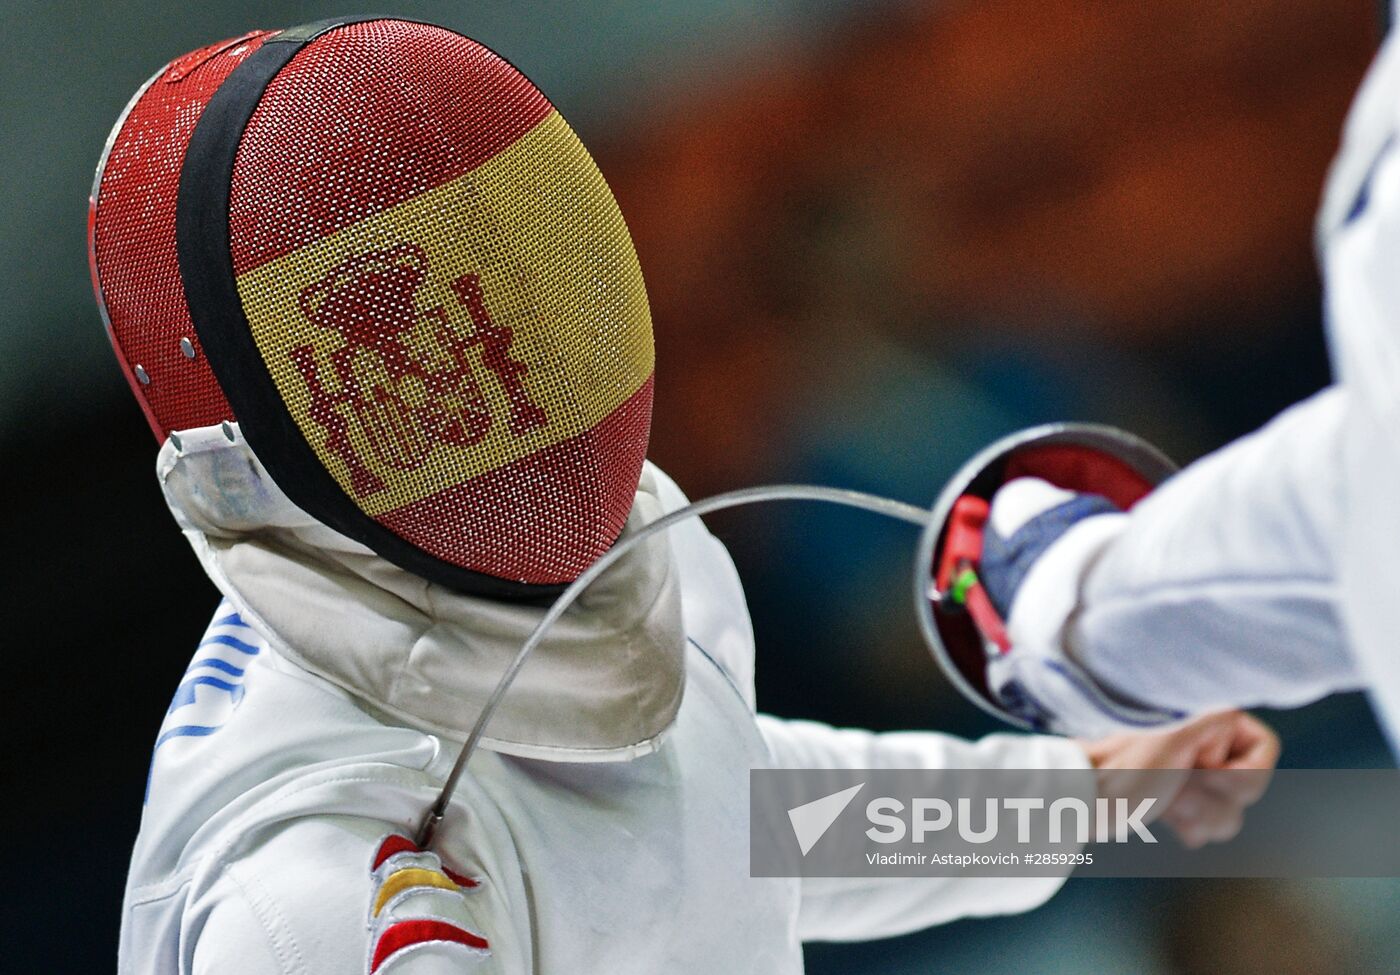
[221,421,236,442]
[134,365,151,385]
[180,337,196,359]
[169,431,183,451]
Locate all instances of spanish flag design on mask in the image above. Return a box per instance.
[227,24,653,583]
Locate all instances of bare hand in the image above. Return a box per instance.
[1077,711,1279,848]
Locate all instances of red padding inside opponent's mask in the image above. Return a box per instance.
[1001,444,1155,510]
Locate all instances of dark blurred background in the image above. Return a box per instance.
[5,0,1399,970]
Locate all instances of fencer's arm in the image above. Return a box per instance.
[755,714,1090,941]
[185,821,510,975]
[1065,386,1359,715]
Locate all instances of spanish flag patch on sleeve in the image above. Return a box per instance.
[366,833,490,972]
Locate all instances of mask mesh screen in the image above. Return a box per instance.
[226,21,654,583]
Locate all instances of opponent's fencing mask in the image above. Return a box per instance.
[89,17,655,597]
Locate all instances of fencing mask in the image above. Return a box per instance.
[88,17,655,597]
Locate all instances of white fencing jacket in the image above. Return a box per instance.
[119,429,1087,974]
[1002,33,1400,750]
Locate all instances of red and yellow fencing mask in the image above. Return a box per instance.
[89,17,655,597]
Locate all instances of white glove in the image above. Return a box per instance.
[980,478,1186,737]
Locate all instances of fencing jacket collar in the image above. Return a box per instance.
[156,423,686,763]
